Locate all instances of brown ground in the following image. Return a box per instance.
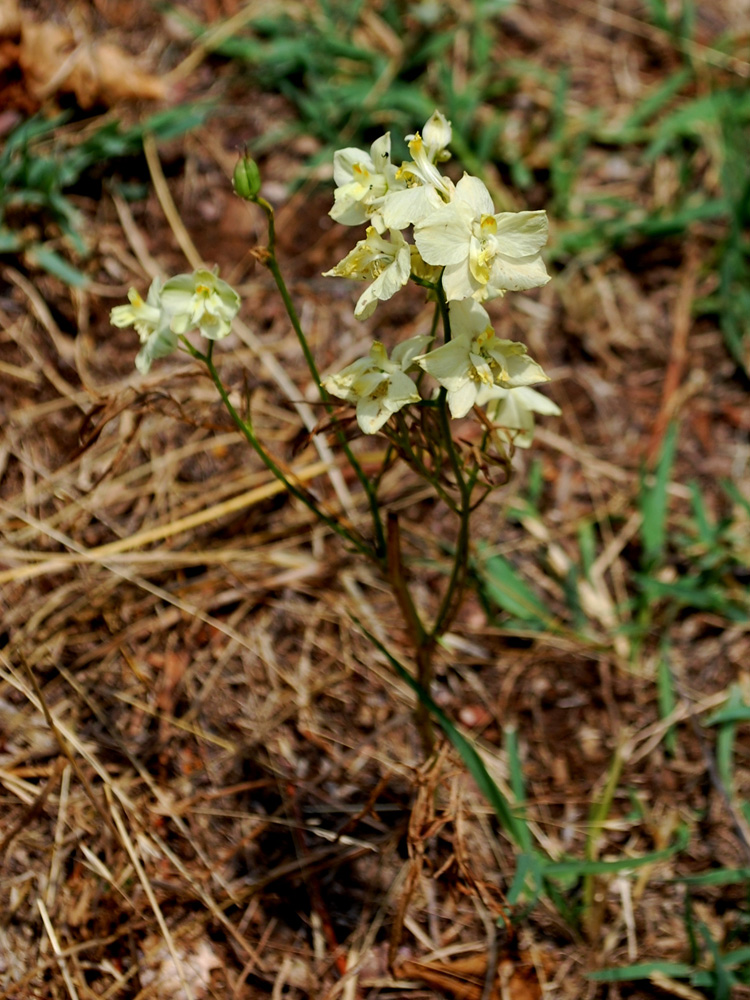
[1,1,750,998]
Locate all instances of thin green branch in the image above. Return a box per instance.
[386,513,428,648]
[388,414,460,513]
[185,339,374,560]
[253,196,387,559]
[430,497,471,641]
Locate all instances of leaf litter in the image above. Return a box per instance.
[0,0,167,111]
[1,0,750,998]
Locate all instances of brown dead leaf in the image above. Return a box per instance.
[396,952,542,1000]
[0,37,17,73]
[156,649,189,741]
[0,0,21,38]
[16,20,167,107]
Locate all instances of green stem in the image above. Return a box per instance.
[386,512,435,753]
[386,513,427,648]
[384,280,479,751]
[430,496,471,642]
[435,282,475,637]
[254,197,387,560]
[389,414,459,513]
[434,280,452,343]
[432,284,467,494]
[189,340,373,560]
[370,442,396,494]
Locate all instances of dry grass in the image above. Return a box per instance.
[2,1,750,998]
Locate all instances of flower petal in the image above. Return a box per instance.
[416,337,472,391]
[454,173,494,216]
[491,211,549,257]
[391,334,434,369]
[487,253,550,293]
[381,184,443,230]
[332,146,374,187]
[440,258,477,301]
[356,395,389,434]
[414,200,473,266]
[447,379,478,418]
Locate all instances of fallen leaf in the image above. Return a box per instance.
[0,37,17,73]
[140,938,222,999]
[396,952,542,1000]
[157,649,189,742]
[16,19,167,107]
[0,0,21,38]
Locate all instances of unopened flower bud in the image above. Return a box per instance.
[233,155,261,200]
[422,109,452,160]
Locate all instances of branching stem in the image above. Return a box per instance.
[186,339,374,560]
[254,196,387,559]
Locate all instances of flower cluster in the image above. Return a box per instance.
[111,268,240,373]
[323,111,558,445]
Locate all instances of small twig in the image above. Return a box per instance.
[107,791,196,1000]
[646,250,698,466]
[0,758,63,859]
[37,899,81,1000]
[143,133,203,270]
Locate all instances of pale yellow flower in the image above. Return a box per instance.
[381,130,454,231]
[161,268,240,341]
[322,336,430,433]
[415,301,548,418]
[477,385,561,447]
[110,279,162,339]
[323,228,412,319]
[110,278,179,374]
[414,174,549,301]
[329,134,404,232]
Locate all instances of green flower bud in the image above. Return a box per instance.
[233,155,262,200]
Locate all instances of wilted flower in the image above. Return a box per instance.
[477,385,561,448]
[322,336,431,434]
[323,227,412,319]
[414,174,549,301]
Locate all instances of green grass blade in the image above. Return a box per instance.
[504,727,532,851]
[705,685,747,796]
[506,850,544,907]
[657,651,678,756]
[353,618,527,848]
[588,961,695,982]
[544,825,690,878]
[577,520,596,581]
[705,686,750,726]
[672,867,750,886]
[0,229,21,252]
[700,922,735,1000]
[722,478,750,518]
[26,246,88,287]
[640,421,679,568]
[688,480,717,546]
[476,554,555,627]
[617,67,693,133]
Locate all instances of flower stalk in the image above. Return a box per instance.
[111,116,560,758]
